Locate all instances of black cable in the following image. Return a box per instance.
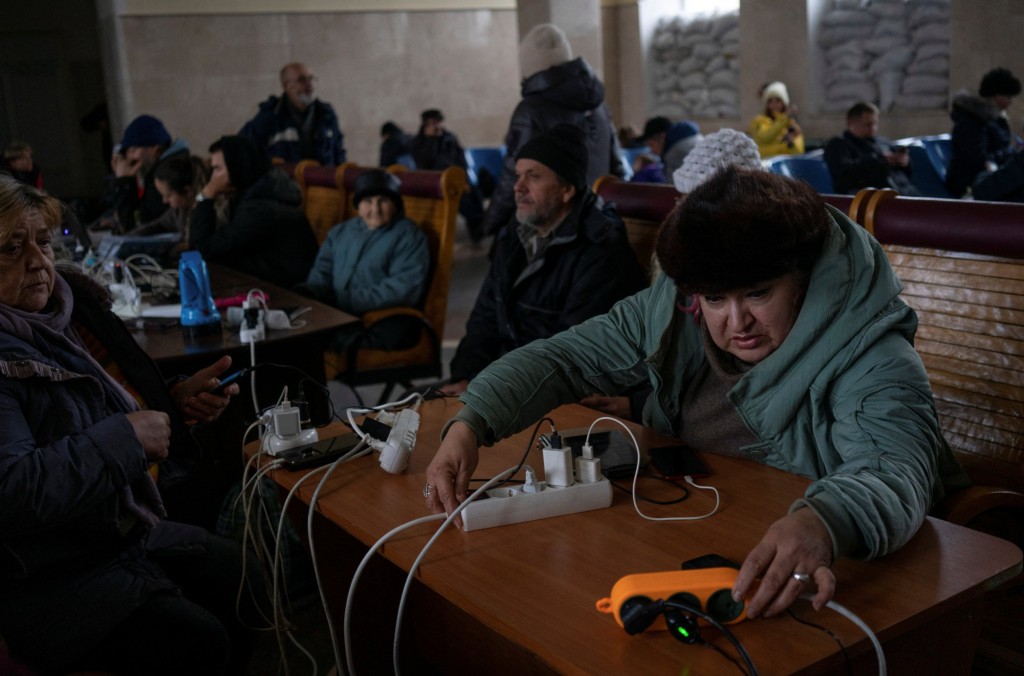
[699,638,749,675]
[785,608,852,676]
[662,600,758,676]
[469,416,556,489]
[609,473,690,505]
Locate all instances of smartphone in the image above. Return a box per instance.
[277,432,362,471]
[648,445,709,480]
[210,367,250,395]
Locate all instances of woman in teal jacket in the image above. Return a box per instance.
[302,169,429,351]
[425,166,968,619]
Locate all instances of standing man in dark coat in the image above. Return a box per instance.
[188,135,318,288]
[239,62,346,166]
[483,23,627,236]
[824,102,919,195]
[439,124,645,396]
[410,108,485,242]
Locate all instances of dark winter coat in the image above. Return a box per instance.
[410,129,468,171]
[188,167,318,288]
[450,190,646,382]
[947,93,1015,197]
[239,95,346,165]
[824,131,918,195]
[483,58,627,234]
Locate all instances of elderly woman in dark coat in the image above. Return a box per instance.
[0,175,260,675]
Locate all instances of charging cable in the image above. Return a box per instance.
[390,466,519,676]
[584,416,720,522]
[814,596,886,675]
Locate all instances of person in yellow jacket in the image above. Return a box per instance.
[749,81,804,158]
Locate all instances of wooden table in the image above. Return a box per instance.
[131,263,357,382]
[268,399,1022,675]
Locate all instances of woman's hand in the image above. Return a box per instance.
[127,410,172,461]
[732,508,835,618]
[579,394,631,419]
[171,355,238,424]
[424,421,480,526]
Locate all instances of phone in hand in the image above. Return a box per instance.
[210,367,250,395]
[648,445,710,480]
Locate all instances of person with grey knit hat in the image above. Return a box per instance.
[437,123,645,397]
[482,23,627,236]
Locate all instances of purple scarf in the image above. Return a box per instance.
[0,274,166,528]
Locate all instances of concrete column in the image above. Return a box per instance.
[516,0,603,78]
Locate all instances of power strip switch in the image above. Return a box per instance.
[239,299,265,343]
[461,477,612,531]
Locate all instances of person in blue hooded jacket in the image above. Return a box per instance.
[425,166,968,621]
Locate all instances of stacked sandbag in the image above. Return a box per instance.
[816,0,949,112]
[649,11,740,119]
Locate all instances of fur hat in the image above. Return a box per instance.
[672,128,763,194]
[657,166,829,295]
[761,81,790,107]
[352,169,404,216]
[209,135,270,194]
[519,24,573,80]
[515,123,588,191]
[120,114,171,149]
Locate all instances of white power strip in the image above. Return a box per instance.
[461,478,612,531]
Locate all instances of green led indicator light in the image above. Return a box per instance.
[676,626,690,637]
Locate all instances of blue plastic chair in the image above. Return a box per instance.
[765,154,835,193]
[394,153,416,170]
[906,144,952,198]
[919,134,952,182]
[464,146,506,188]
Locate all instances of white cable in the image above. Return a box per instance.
[344,516,444,676]
[821,598,886,676]
[585,416,720,522]
[345,391,424,443]
[304,440,373,676]
[391,466,518,676]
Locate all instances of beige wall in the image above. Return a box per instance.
[104,8,522,165]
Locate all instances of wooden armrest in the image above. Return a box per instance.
[361,306,426,326]
[940,485,1024,526]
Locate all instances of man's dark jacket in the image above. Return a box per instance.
[189,168,318,288]
[112,143,188,232]
[239,95,346,165]
[824,131,918,195]
[483,58,627,235]
[450,190,646,382]
[410,129,468,171]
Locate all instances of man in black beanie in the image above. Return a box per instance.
[188,135,318,287]
[438,123,646,396]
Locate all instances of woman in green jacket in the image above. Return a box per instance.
[424,166,968,619]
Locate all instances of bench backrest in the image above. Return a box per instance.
[859,190,1024,490]
[592,175,855,277]
[294,160,353,244]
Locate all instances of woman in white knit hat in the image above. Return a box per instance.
[748,81,804,158]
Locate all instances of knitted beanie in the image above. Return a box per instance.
[120,115,171,149]
[519,24,573,80]
[515,123,588,190]
[762,81,790,107]
[210,135,270,194]
[673,128,763,194]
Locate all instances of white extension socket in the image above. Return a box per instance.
[460,478,613,531]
